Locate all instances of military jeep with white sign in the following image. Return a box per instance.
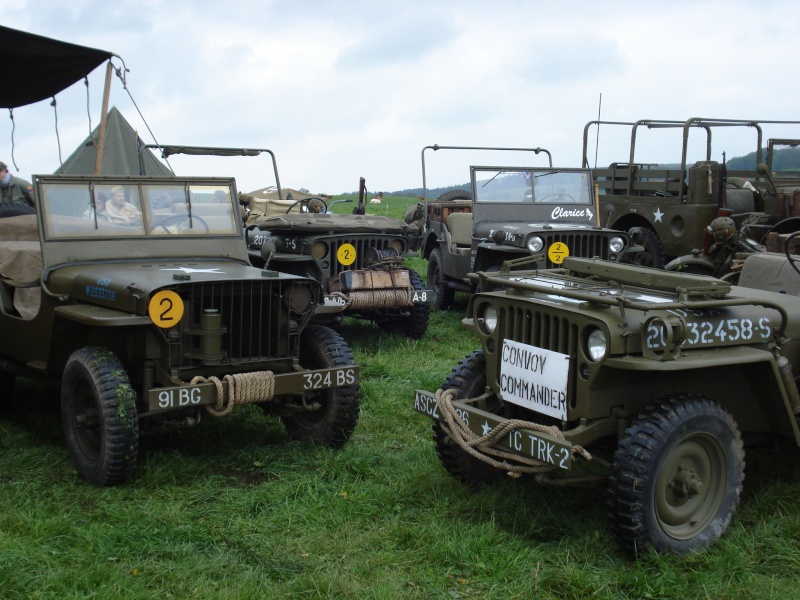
[420,164,639,309]
[414,250,800,554]
[0,174,360,486]
[246,179,430,339]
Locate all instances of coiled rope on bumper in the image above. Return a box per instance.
[190,371,276,417]
[435,388,590,476]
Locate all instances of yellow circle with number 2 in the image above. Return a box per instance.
[337,243,357,266]
[548,242,570,264]
[148,290,185,328]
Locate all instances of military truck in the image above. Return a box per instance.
[418,145,639,309]
[414,249,800,554]
[0,174,360,486]
[586,118,800,265]
[664,138,800,281]
[246,178,431,339]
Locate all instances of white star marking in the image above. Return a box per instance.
[162,267,224,274]
[481,421,491,435]
[653,207,664,223]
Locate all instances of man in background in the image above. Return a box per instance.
[0,161,34,208]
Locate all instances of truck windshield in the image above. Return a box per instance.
[474,168,593,205]
[39,180,241,239]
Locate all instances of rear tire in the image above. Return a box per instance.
[435,190,472,203]
[282,325,360,447]
[427,248,454,310]
[433,350,504,487]
[607,394,744,554]
[625,226,665,269]
[61,347,139,486]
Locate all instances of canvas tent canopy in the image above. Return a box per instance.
[57,107,172,176]
[0,25,113,109]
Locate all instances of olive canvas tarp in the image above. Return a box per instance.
[56,107,172,177]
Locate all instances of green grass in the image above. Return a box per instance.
[2,210,800,597]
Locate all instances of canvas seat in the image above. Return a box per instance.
[447,211,473,253]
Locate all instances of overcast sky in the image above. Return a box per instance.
[4,0,800,196]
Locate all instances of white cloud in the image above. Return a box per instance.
[3,0,800,194]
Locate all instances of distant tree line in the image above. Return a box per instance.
[726,147,800,171]
[380,148,800,198]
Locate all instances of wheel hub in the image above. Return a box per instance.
[668,464,705,498]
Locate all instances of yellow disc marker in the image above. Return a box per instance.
[337,243,357,266]
[148,290,185,328]
[548,242,570,264]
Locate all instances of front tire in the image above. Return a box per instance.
[433,350,504,487]
[282,325,360,447]
[607,394,744,554]
[61,347,139,486]
[427,247,454,310]
[375,268,430,339]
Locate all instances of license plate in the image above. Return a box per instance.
[148,384,216,412]
[413,389,572,470]
[147,366,359,414]
[411,289,434,303]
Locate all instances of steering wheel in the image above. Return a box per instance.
[537,193,577,203]
[284,197,328,214]
[154,214,209,234]
[785,231,800,276]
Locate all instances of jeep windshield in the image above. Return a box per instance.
[473,167,593,205]
[38,178,241,240]
[34,175,251,268]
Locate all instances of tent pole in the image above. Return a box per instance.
[94,61,113,175]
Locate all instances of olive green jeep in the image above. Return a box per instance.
[246,179,431,339]
[414,247,800,554]
[418,145,640,309]
[0,174,360,486]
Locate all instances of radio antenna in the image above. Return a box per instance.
[594,93,602,169]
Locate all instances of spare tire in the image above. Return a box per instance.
[435,190,472,202]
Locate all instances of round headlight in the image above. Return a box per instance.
[609,236,625,253]
[480,305,498,334]
[527,235,544,253]
[390,240,405,255]
[586,328,607,362]
[284,284,314,313]
[312,241,328,260]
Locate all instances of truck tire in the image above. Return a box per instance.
[61,347,139,486]
[433,350,504,487]
[375,268,430,339]
[435,190,472,203]
[607,394,744,554]
[282,325,360,447]
[427,248,454,310]
[625,226,665,269]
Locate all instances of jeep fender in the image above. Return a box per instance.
[603,347,800,444]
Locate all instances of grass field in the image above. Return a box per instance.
[1,195,799,598]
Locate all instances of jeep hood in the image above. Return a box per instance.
[45,259,320,314]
